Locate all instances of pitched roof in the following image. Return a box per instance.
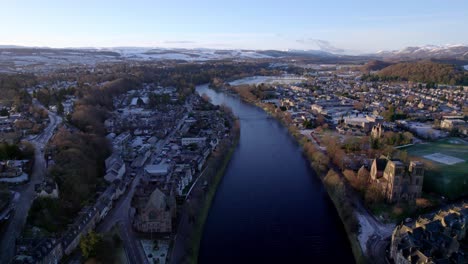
[145,188,167,211]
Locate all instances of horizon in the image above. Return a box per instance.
[1,43,468,54]
[2,0,468,53]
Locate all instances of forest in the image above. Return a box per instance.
[0,73,35,110]
[362,61,468,85]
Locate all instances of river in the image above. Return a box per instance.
[196,84,354,263]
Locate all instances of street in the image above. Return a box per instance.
[0,105,62,264]
[96,110,188,264]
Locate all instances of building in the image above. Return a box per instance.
[13,237,63,264]
[133,188,176,233]
[181,137,207,147]
[172,165,193,196]
[370,157,424,203]
[390,202,467,263]
[344,114,384,132]
[104,154,126,183]
[144,163,171,182]
[0,160,26,178]
[61,207,100,255]
[371,123,384,139]
[35,180,59,198]
[441,119,467,135]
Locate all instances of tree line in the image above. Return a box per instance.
[362,61,468,85]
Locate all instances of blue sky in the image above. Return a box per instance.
[1,0,467,52]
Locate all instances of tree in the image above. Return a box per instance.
[323,135,340,159]
[0,143,27,160]
[402,132,413,145]
[357,167,370,191]
[80,231,102,259]
[333,149,346,171]
[57,103,64,115]
[0,108,9,117]
[396,150,409,164]
[343,169,359,189]
[343,136,360,153]
[353,101,364,111]
[357,167,370,184]
[187,143,198,151]
[365,185,384,206]
[382,105,396,122]
[316,114,326,126]
[324,169,343,194]
[137,97,144,106]
[35,88,51,107]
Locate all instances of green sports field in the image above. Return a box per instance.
[402,138,468,199]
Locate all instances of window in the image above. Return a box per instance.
[149,211,157,220]
[415,178,419,185]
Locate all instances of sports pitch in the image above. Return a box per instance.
[402,138,468,199]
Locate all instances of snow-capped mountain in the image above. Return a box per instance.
[376,44,468,60]
[0,46,338,72]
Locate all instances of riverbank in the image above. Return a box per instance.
[187,136,239,263]
[228,87,368,263]
[196,83,356,262]
[170,110,240,264]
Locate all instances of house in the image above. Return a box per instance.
[0,160,26,178]
[61,207,100,255]
[104,154,126,183]
[390,202,468,263]
[441,119,467,132]
[35,180,59,198]
[96,197,113,220]
[181,137,206,147]
[172,165,193,196]
[13,237,63,264]
[370,157,424,203]
[144,163,171,182]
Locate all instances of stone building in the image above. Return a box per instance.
[370,157,424,203]
[390,202,467,263]
[371,123,384,139]
[133,187,176,233]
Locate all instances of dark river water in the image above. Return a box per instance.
[196,84,354,263]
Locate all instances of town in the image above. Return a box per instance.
[0,67,239,263]
[0,58,466,264]
[210,62,467,263]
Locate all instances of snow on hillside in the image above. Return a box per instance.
[377,44,468,59]
[0,47,278,72]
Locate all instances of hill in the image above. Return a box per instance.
[360,60,393,72]
[376,45,468,61]
[376,61,468,85]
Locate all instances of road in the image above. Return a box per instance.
[96,109,188,264]
[97,167,148,264]
[0,103,62,264]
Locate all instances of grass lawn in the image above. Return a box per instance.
[402,138,468,199]
[369,194,442,223]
